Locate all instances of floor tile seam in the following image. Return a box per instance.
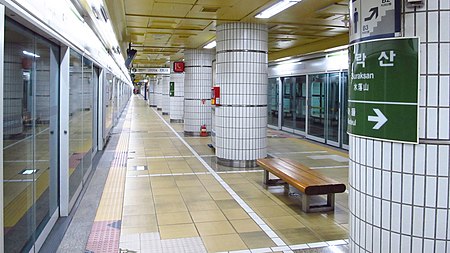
[125,170,265,179]
[151,107,289,248]
[222,239,348,253]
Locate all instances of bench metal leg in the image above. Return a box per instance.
[300,193,335,213]
[263,170,269,184]
[327,193,335,209]
[263,170,286,187]
[301,194,310,213]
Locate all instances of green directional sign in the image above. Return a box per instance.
[348,37,419,143]
[169,82,175,97]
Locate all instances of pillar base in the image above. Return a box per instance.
[149,105,157,107]
[157,108,162,111]
[184,131,211,137]
[170,119,184,123]
[162,112,169,115]
[217,158,257,168]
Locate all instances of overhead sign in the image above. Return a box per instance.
[347,37,419,143]
[132,68,170,74]
[349,0,401,43]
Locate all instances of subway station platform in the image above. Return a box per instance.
[58,96,350,253]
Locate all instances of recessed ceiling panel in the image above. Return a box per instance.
[151,2,193,17]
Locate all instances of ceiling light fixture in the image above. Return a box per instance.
[255,0,302,19]
[203,41,216,49]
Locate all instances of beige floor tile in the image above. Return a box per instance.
[222,208,250,220]
[123,204,155,216]
[275,227,322,245]
[123,195,153,206]
[150,180,177,188]
[209,191,233,200]
[182,192,213,202]
[263,216,306,230]
[157,211,192,225]
[186,200,219,211]
[152,187,180,196]
[201,234,247,252]
[170,168,194,173]
[196,221,236,236]
[155,202,188,213]
[121,226,158,235]
[308,223,348,241]
[190,210,227,223]
[122,214,157,229]
[246,197,279,208]
[215,199,241,210]
[153,194,184,205]
[178,185,207,193]
[174,179,202,187]
[238,231,276,248]
[159,223,198,239]
[148,168,172,174]
[254,205,291,218]
[229,219,261,233]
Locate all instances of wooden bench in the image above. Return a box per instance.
[257,157,346,213]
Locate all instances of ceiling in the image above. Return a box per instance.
[104,0,349,67]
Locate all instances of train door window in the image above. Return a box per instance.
[268,78,279,127]
[68,50,83,203]
[3,18,60,252]
[282,77,295,130]
[294,75,307,132]
[326,73,341,145]
[92,66,100,154]
[82,56,93,182]
[307,74,326,140]
[341,72,349,148]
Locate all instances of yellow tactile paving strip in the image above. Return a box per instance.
[85,105,131,252]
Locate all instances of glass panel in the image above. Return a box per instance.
[82,57,93,180]
[69,50,83,201]
[3,19,59,252]
[105,72,113,133]
[282,77,294,129]
[267,78,279,126]
[308,74,326,139]
[294,76,307,132]
[92,67,99,153]
[341,72,349,146]
[327,73,340,143]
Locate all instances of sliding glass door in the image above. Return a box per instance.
[3,18,59,252]
[307,74,326,140]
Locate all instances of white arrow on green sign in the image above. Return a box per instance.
[368,108,388,130]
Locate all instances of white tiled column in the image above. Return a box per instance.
[215,23,268,167]
[349,1,450,252]
[148,77,156,107]
[170,66,185,123]
[161,75,170,115]
[184,49,214,135]
[155,76,162,110]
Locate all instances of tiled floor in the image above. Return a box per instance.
[88,96,350,253]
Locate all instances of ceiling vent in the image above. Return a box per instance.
[201,7,220,13]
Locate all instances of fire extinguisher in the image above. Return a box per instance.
[200,124,207,137]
